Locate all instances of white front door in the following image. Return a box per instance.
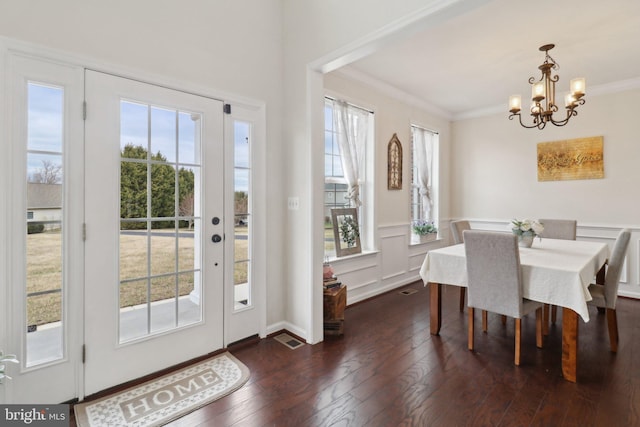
[84,71,224,395]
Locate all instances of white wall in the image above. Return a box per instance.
[451,89,640,224]
[451,88,640,297]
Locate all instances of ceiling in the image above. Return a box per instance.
[340,0,640,120]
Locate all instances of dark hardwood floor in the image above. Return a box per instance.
[74,282,640,426]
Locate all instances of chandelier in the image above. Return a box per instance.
[508,44,585,129]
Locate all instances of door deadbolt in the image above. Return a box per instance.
[212,217,220,225]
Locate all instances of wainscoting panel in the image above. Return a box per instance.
[330,224,447,306]
[380,227,408,280]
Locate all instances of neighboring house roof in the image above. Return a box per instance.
[27,183,62,209]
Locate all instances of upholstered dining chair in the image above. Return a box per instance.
[538,219,578,326]
[587,228,631,353]
[463,230,544,366]
[450,220,471,311]
[538,219,577,240]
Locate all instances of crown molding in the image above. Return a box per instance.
[587,77,640,96]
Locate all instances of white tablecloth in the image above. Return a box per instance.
[419,238,610,322]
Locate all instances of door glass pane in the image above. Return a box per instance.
[119,279,149,342]
[150,227,177,276]
[25,82,64,367]
[120,101,148,157]
[178,112,197,164]
[151,163,176,219]
[120,223,148,281]
[27,84,63,152]
[178,272,200,327]
[150,276,177,334]
[151,106,176,163]
[234,121,251,310]
[178,229,195,272]
[119,100,202,343]
[120,162,147,219]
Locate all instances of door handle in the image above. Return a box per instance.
[211,234,222,243]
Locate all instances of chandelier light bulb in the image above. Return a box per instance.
[565,93,576,108]
[509,95,522,113]
[532,82,546,102]
[570,77,586,97]
[531,102,541,115]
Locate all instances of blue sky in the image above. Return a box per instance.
[27,84,250,192]
[27,82,63,182]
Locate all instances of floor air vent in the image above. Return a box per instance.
[399,288,418,296]
[274,333,305,350]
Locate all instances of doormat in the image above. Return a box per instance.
[74,352,249,427]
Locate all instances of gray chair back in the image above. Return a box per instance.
[603,229,631,308]
[538,219,577,240]
[450,220,471,244]
[463,230,524,318]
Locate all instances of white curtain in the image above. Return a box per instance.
[413,126,435,221]
[333,100,368,207]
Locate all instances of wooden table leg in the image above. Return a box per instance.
[562,308,579,382]
[429,282,442,335]
[543,304,550,335]
[596,263,606,285]
[596,264,607,314]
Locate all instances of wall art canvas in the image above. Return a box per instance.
[537,136,604,181]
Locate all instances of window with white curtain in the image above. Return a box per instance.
[324,97,373,257]
[411,125,439,226]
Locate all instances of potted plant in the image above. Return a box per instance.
[411,219,438,244]
[510,218,544,248]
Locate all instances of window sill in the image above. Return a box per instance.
[409,237,442,246]
[325,249,379,263]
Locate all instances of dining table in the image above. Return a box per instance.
[420,237,610,382]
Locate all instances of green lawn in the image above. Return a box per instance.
[26,228,248,326]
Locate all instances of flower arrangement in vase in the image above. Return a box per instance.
[510,219,544,248]
[411,219,438,243]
